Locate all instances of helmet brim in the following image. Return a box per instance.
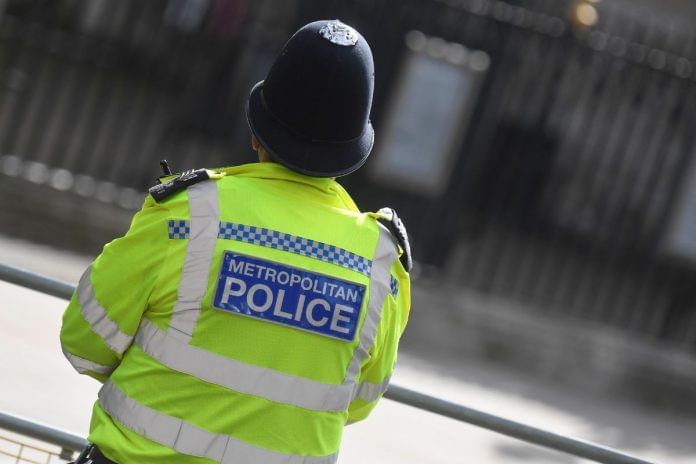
[246,81,374,178]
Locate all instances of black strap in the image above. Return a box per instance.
[91,446,118,464]
[73,445,118,464]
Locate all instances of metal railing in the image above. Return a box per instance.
[0,411,86,462]
[0,261,656,464]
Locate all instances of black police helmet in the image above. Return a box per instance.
[246,20,375,177]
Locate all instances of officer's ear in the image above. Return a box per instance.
[252,135,274,163]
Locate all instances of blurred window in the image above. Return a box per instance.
[664,158,696,266]
[370,31,489,197]
[164,0,211,33]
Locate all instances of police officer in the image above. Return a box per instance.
[61,19,411,464]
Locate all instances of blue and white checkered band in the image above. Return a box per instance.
[168,219,190,239]
[167,220,372,276]
[218,222,372,276]
[390,276,399,297]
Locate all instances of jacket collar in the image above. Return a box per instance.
[215,162,360,212]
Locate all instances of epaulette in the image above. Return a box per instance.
[149,169,211,203]
[376,207,412,272]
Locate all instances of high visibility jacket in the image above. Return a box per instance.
[60,162,411,464]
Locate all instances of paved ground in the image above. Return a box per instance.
[1,234,695,463]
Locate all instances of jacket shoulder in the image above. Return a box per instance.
[371,207,412,272]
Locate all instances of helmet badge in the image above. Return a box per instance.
[319,20,359,47]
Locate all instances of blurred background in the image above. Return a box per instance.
[1,0,696,463]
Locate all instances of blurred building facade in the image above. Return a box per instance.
[1,0,695,360]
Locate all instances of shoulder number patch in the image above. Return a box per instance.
[213,252,365,342]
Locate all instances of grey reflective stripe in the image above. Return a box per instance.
[61,346,115,375]
[77,266,132,354]
[136,319,353,411]
[352,375,392,403]
[344,225,397,385]
[168,181,220,341]
[99,380,339,464]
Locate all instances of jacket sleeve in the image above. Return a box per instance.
[60,196,170,382]
[347,260,411,424]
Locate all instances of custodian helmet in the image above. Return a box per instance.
[246,19,375,177]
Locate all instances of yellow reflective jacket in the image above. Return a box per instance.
[60,162,411,464]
